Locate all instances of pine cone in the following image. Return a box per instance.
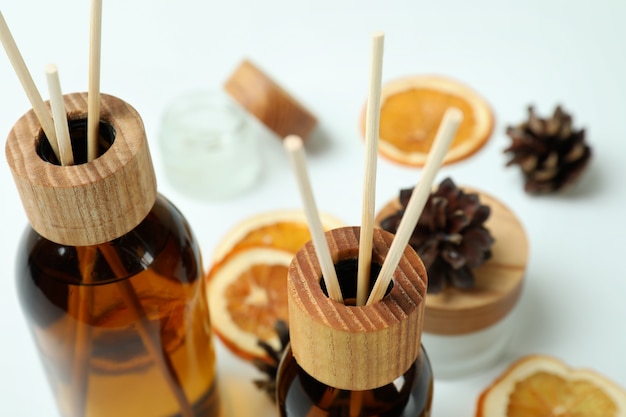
[252,320,289,403]
[379,178,494,293]
[504,106,591,194]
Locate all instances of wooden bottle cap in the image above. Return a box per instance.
[288,226,427,391]
[224,59,318,140]
[375,187,528,335]
[5,92,157,246]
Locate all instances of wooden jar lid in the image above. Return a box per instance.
[5,92,157,246]
[288,226,427,390]
[224,59,318,140]
[375,187,528,335]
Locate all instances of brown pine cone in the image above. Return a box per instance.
[379,178,494,293]
[504,106,591,194]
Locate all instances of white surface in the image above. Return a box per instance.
[1,1,625,416]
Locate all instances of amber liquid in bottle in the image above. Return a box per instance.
[277,346,432,417]
[276,259,434,417]
[16,194,219,417]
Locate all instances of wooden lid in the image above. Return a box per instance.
[5,92,157,246]
[375,187,528,335]
[288,226,427,390]
[224,59,318,140]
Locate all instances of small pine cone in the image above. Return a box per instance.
[379,178,494,293]
[504,106,592,194]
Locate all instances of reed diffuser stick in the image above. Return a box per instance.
[284,135,343,303]
[71,247,96,417]
[45,65,91,417]
[367,107,463,305]
[356,31,384,306]
[87,0,102,162]
[45,65,74,166]
[0,11,59,159]
[98,245,195,417]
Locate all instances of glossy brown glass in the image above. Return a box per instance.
[15,194,219,417]
[277,345,433,417]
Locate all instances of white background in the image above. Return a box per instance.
[1,0,625,416]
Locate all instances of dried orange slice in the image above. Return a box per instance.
[206,247,294,362]
[476,355,626,417]
[212,209,344,263]
[207,210,344,362]
[361,75,494,167]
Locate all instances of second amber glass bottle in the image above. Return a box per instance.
[6,93,219,417]
[276,226,433,417]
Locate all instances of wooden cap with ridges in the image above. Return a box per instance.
[375,187,528,335]
[5,92,157,246]
[288,226,427,390]
[224,59,318,140]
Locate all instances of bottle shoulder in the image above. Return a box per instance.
[276,344,433,417]
[17,193,201,286]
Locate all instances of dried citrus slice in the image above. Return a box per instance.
[206,247,294,362]
[361,75,494,167]
[476,355,626,417]
[212,209,344,262]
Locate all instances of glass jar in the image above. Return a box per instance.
[158,89,263,200]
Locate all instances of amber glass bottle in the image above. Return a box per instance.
[276,227,433,417]
[6,93,219,417]
[277,345,432,417]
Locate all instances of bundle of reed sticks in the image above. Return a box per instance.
[0,2,102,164]
[285,32,462,307]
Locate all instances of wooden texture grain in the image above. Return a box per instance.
[375,187,528,335]
[224,59,318,140]
[288,226,427,390]
[5,92,157,246]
